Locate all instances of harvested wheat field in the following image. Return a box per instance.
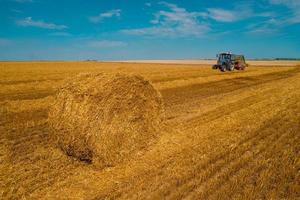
[1,61,300,199]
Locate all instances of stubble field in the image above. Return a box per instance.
[1,61,300,199]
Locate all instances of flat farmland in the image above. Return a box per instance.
[1,61,300,199]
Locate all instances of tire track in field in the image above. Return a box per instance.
[180,99,300,200]
[133,112,283,200]
[164,87,300,198]
[3,159,79,199]
[1,122,84,199]
[0,108,48,126]
[212,128,300,200]
[151,66,267,83]
[161,67,300,107]
[174,89,275,129]
[150,105,294,200]
[6,123,50,162]
[182,120,289,199]
[234,101,300,199]
[2,113,87,199]
[152,73,210,83]
[0,90,54,101]
[207,124,300,199]
[0,78,62,86]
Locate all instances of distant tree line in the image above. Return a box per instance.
[250,58,300,61]
[274,58,300,60]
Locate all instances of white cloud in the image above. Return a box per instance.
[246,16,288,35]
[206,3,273,23]
[145,2,151,7]
[16,17,67,29]
[269,0,300,5]
[207,8,236,22]
[246,0,300,35]
[89,9,121,23]
[88,40,127,48]
[247,23,278,35]
[121,2,209,37]
[121,2,274,38]
[269,0,300,23]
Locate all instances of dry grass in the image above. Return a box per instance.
[1,61,300,199]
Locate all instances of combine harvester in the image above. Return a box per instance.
[212,52,248,72]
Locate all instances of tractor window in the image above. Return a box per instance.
[219,54,231,60]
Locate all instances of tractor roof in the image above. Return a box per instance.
[219,52,232,55]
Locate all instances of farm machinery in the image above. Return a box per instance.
[212,52,247,72]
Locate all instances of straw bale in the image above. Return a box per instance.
[48,73,164,166]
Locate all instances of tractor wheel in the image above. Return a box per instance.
[228,65,234,71]
[220,65,226,72]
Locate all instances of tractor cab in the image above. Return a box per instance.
[217,53,233,66]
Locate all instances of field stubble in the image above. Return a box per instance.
[0,61,300,199]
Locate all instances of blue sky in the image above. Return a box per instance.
[0,0,299,60]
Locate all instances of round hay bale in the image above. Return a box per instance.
[48,73,164,166]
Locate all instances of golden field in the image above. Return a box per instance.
[1,61,300,199]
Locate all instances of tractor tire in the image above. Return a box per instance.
[228,65,235,71]
[220,65,226,72]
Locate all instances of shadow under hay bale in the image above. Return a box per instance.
[48,73,164,167]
